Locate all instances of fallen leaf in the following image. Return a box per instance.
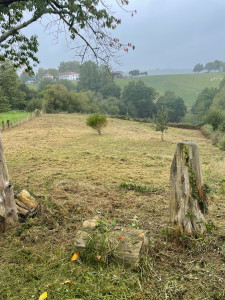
[39,292,47,300]
[71,252,79,261]
[138,233,144,238]
[118,235,126,241]
[96,255,101,261]
[62,280,72,284]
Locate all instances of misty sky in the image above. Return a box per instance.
[24,0,225,72]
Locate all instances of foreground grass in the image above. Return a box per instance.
[0,114,225,299]
[116,73,224,108]
[0,110,31,126]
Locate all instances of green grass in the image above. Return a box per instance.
[0,114,225,299]
[116,73,224,108]
[0,111,31,126]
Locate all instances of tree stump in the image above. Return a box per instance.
[170,141,207,234]
[0,133,18,231]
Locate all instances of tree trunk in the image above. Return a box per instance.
[170,141,207,234]
[0,133,18,232]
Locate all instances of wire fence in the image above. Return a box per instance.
[0,109,42,132]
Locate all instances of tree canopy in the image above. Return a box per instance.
[193,60,225,73]
[191,87,218,122]
[193,63,204,73]
[156,90,187,122]
[0,0,135,73]
[58,61,80,73]
[121,80,157,118]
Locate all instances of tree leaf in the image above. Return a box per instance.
[71,252,79,261]
[39,292,47,300]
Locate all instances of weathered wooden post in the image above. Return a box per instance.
[170,141,207,234]
[7,120,10,128]
[2,121,5,131]
[0,133,18,231]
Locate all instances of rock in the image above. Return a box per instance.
[108,227,149,266]
[82,216,99,229]
[74,230,91,248]
[15,189,38,218]
[74,219,149,266]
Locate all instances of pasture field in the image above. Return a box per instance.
[0,110,31,126]
[116,73,224,108]
[0,114,225,299]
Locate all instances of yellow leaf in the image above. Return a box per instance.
[71,252,79,261]
[39,292,47,300]
[96,255,101,261]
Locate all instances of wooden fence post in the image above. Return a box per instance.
[0,133,18,231]
[2,121,5,131]
[170,141,207,234]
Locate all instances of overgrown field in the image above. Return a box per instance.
[116,73,224,108]
[0,111,31,126]
[0,114,225,299]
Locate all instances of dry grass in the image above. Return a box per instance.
[0,114,225,299]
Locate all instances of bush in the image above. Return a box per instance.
[218,135,225,150]
[86,113,107,135]
[201,124,214,139]
[204,108,225,130]
[211,130,223,146]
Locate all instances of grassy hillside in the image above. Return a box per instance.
[116,73,224,108]
[0,114,225,299]
[0,111,31,125]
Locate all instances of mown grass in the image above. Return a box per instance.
[0,110,31,126]
[0,114,225,299]
[116,73,224,108]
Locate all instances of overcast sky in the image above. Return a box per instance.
[24,0,225,72]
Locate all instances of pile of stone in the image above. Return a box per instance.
[74,216,149,266]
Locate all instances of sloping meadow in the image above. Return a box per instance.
[0,114,225,299]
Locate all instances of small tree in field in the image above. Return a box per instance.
[153,108,169,141]
[86,113,108,135]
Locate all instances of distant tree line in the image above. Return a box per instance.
[191,76,225,149]
[1,61,187,123]
[128,69,148,77]
[193,60,225,73]
[0,62,37,112]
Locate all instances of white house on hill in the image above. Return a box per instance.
[43,73,54,79]
[59,72,79,81]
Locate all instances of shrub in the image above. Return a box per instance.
[86,113,108,135]
[211,130,223,146]
[201,124,214,139]
[218,135,225,150]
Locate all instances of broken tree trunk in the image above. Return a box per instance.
[0,133,18,232]
[170,141,207,234]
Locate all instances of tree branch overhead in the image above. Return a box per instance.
[0,0,136,72]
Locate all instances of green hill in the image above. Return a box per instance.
[116,73,225,108]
